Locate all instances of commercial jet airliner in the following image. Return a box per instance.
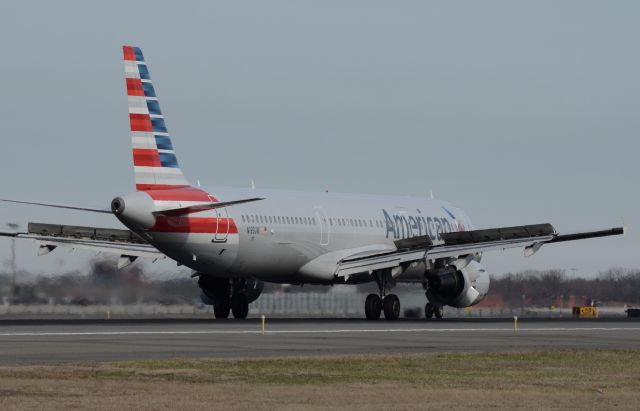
[0,46,625,320]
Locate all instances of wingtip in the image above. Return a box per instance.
[621,216,628,237]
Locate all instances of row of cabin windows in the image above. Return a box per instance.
[242,214,317,226]
[329,218,384,229]
[241,214,386,230]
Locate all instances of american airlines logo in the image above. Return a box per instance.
[382,208,464,240]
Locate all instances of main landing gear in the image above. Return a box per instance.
[231,293,249,319]
[213,289,249,319]
[424,302,443,320]
[200,277,250,320]
[365,270,401,321]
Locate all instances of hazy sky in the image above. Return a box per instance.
[0,1,638,278]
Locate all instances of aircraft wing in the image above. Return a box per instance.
[0,222,164,268]
[335,223,624,278]
[0,198,111,213]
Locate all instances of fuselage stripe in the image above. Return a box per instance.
[151,216,238,234]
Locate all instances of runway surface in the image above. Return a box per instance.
[0,318,638,363]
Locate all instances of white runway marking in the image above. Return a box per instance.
[0,327,639,337]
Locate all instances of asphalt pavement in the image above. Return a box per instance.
[0,318,638,363]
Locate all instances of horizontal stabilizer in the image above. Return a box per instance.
[153,197,265,217]
[0,199,111,214]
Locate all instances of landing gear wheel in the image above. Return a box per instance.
[434,305,444,319]
[365,294,382,320]
[425,302,434,319]
[213,296,231,319]
[231,294,249,319]
[383,294,400,321]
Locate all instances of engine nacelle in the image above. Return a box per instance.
[426,260,490,308]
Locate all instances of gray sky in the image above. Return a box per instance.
[0,1,637,278]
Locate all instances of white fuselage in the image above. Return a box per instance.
[141,186,474,284]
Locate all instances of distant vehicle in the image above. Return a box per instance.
[0,46,624,321]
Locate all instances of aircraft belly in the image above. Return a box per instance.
[148,232,239,274]
[232,233,316,279]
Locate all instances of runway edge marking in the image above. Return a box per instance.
[1,327,640,337]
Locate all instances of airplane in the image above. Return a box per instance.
[0,46,625,320]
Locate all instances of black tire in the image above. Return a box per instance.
[383,294,400,321]
[365,294,382,320]
[434,305,444,319]
[231,294,249,319]
[213,296,231,319]
[425,303,434,319]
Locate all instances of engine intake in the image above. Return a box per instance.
[429,267,464,300]
[426,260,490,308]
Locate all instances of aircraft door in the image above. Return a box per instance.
[314,206,330,246]
[213,207,229,242]
[210,194,229,243]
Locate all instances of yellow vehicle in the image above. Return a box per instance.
[572,306,598,318]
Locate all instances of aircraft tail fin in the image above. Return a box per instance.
[123,45,190,191]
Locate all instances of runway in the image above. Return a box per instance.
[0,318,638,363]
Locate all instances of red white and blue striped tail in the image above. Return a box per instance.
[123,45,190,191]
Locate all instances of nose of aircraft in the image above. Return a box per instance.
[111,191,156,230]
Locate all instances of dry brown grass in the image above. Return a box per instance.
[1,350,639,410]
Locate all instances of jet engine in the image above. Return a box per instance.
[425,260,490,308]
[198,275,264,305]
